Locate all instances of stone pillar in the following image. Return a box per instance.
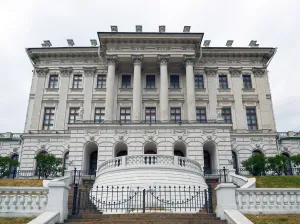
[215,183,237,220]
[104,55,118,121]
[83,67,97,120]
[158,55,170,122]
[229,67,247,130]
[132,55,143,122]
[205,67,218,120]
[184,55,196,122]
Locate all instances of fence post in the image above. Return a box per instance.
[72,183,78,215]
[142,189,146,213]
[204,189,208,213]
[208,184,213,213]
[223,167,227,183]
[215,183,237,220]
[73,168,77,184]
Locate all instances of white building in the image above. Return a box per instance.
[1,29,299,185]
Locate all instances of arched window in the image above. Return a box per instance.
[144,142,157,155]
[115,142,128,157]
[84,142,98,173]
[252,150,263,156]
[203,141,217,171]
[63,152,69,170]
[174,142,186,157]
[90,151,98,172]
[232,151,238,170]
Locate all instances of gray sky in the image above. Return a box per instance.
[0,0,299,133]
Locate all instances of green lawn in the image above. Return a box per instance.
[0,217,35,224]
[246,214,300,224]
[254,176,300,188]
[0,179,43,187]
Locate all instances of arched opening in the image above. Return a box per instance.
[173,142,186,157]
[63,152,69,171]
[115,142,128,157]
[232,151,238,170]
[252,150,263,156]
[203,141,218,171]
[282,153,293,175]
[144,142,157,154]
[83,142,98,173]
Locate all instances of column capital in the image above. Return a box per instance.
[252,67,266,77]
[183,54,196,66]
[59,67,73,76]
[158,54,170,65]
[106,55,118,66]
[83,67,97,76]
[131,54,144,66]
[229,67,242,77]
[36,67,49,76]
[204,67,218,76]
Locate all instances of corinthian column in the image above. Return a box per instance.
[105,55,118,121]
[158,55,170,122]
[184,55,196,122]
[132,55,143,122]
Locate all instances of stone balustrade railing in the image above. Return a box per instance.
[98,155,203,175]
[0,187,49,216]
[236,188,300,214]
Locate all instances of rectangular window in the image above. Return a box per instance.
[145,107,156,123]
[170,107,181,122]
[219,75,228,89]
[170,75,180,88]
[246,108,258,130]
[94,108,105,123]
[121,75,131,88]
[146,75,155,88]
[195,75,204,89]
[97,75,106,89]
[48,75,58,89]
[243,75,252,89]
[221,108,232,123]
[43,108,55,130]
[69,107,80,124]
[120,108,131,123]
[196,108,207,123]
[72,75,83,89]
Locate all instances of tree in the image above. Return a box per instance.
[35,154,62,179]
[291,154,300,166]
[242,154,266,176]
[266,155,288,176]
[0,156,19,178]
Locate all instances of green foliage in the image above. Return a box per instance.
[266,155,288,176]
[291,154,300,166]
[242,154,267,176]
[35,154,62,179]
[0,156,19,178]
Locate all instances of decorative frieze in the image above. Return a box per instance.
[59,67,73,76]
[36,67,49,76]
[229,67,242,77]
[83,67,97,76]
[158,54,170,65]
[252,67,266,77]
[204,67,218,76]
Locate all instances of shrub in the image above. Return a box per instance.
[35,154,62,179]
[291,154,300,166]
[242,154,266,176]
[266,154,288,176]
[0,156,19,178]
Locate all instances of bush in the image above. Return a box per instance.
[242,154,267,176]
[35,154,62,179]
[291,154,300,166]
[266,155,288,176]
[0,156,19,178]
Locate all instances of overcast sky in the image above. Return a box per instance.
[0,0,299,133]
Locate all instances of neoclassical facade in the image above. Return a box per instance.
[1,31,299,181]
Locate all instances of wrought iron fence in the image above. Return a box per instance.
[71,184,214,215]
[71,168,96,184]
[236,167,300,176]
[203,167,229,183]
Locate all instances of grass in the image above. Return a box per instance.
[0,217,35,224]
[246,214,300,224]
[0,179,43,187]
[254,176,300,188]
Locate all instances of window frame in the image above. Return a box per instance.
[121,74,131,88]
[69,107,80,124]
[221,107,232,123]
[72,74,83,89]
[170,75,180,89]
[194,75,204,89]
[42,107,55,130]
[243,75,252,89]
[196,108,207,123]
[146,75,156,89]
[94,108,105,123]
[120,108,131,123]
[170,107,181,122]
[48,75,59,89]
[97,75,106,89]
[145,107,156,123]
[246,107,258,130]
[219,75,228,89]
